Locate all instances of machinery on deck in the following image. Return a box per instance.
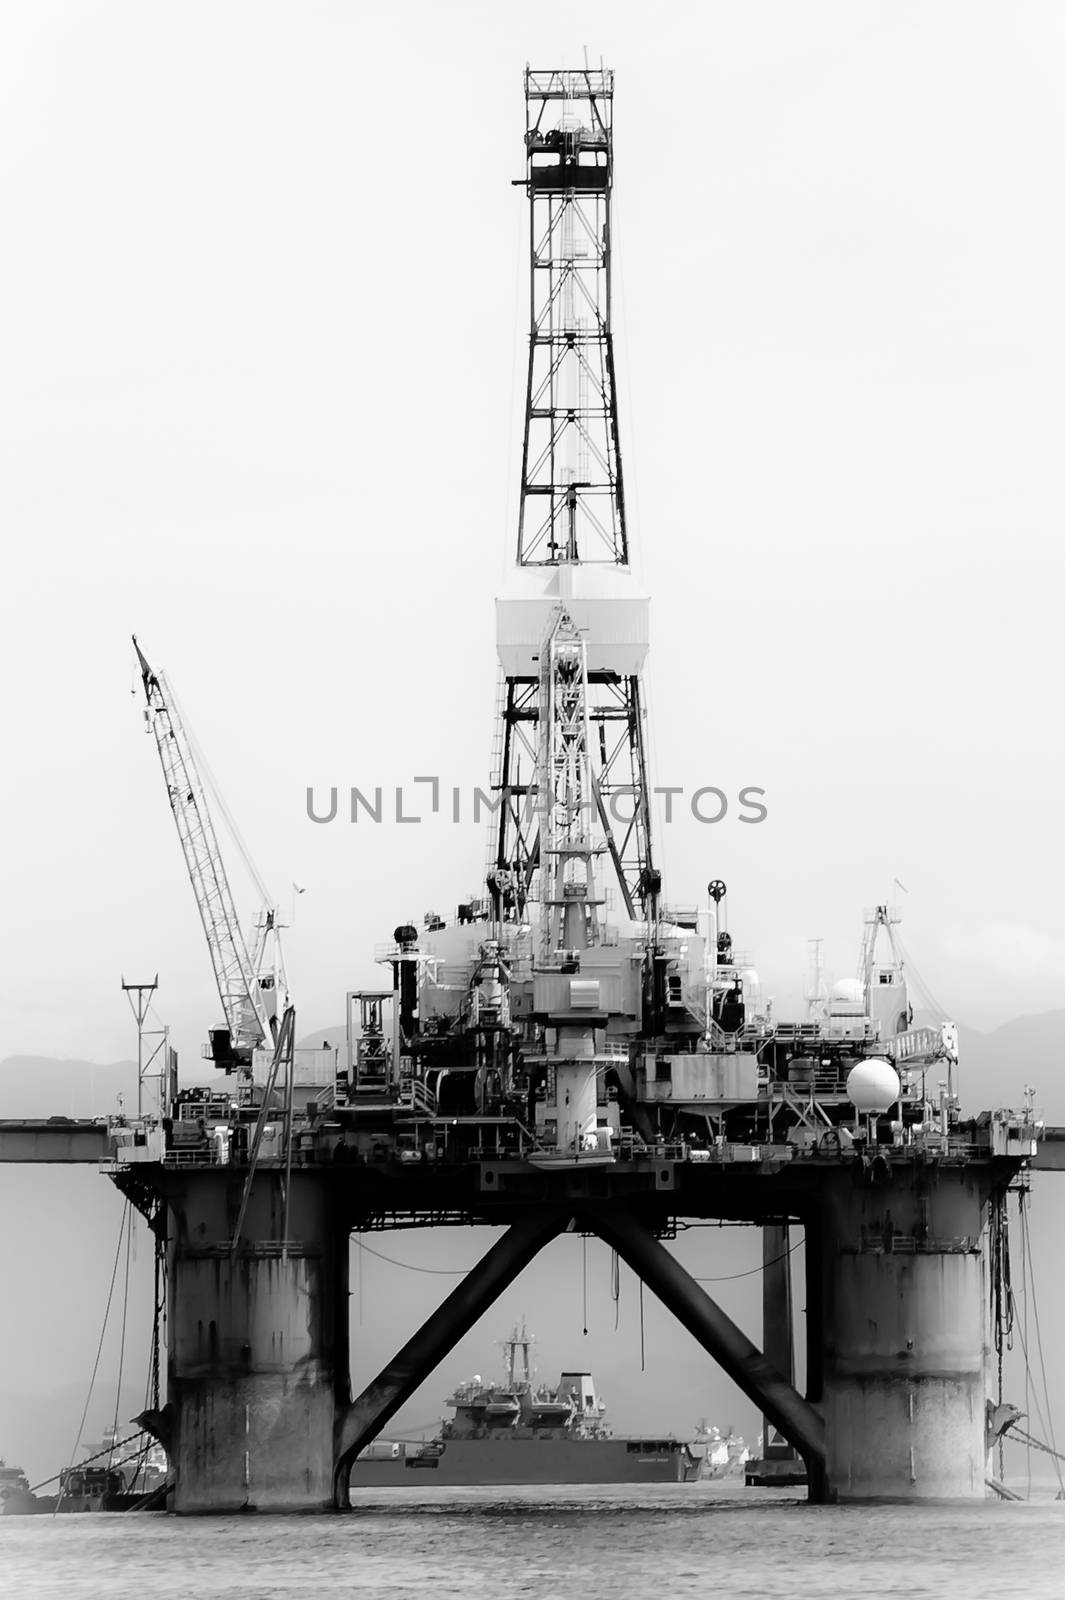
[117,72,1032,1191]
[127,74,1027,1178]
[211,71,979,1175]
[133,640,334,1164]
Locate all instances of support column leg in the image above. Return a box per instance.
[744,1220,805,1485]
[334,1208,568,1505]
[165,1170,348,1513]
[762,1221,797,1458]
[820,1163,989,1499]
[589,1206,825,1493]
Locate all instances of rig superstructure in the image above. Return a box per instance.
[2,66,1058,1515]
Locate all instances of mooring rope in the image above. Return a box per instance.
[353,1237,471,1275]
[31,1429,146,1494]
[1012,1428,1065,1467]
[54,1201,130,1515]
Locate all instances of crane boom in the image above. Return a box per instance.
[133,638,273,1055]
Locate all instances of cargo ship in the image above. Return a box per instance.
[350,1324,699,1486]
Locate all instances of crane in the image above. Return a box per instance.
[132,638,286,1072]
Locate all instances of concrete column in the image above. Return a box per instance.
[819,1161,989,1500]
[165,1170,349,1513]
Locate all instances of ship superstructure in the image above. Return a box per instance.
[351,1323,698,1486]
[440,1324,609,1440]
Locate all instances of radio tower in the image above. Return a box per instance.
[492,67,657,928]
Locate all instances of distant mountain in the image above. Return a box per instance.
[0,1050,220,1121]
[957,1014,1065,1123]
[4,1010,1063,1124]
[0,1055,136,1120]
[296,1025,346,1053]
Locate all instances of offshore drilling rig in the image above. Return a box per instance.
[5,66,1052,1513]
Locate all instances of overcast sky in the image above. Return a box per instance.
[2,1,1063,1068]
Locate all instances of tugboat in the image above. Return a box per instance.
[0,1428,169,1516]
[52,1427,169,1513]
[350,1323,700,1486]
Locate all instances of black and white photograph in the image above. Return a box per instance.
[1,3,1063,1595]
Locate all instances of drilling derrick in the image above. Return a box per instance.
[494,68,656,925]
[368,67,711,1157]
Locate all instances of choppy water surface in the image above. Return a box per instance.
[2,1483,1064,1600]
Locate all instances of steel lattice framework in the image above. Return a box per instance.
[491,69,656,926]
[517,67,625,566]
[134,640,271,1050]
[537,609,606,960]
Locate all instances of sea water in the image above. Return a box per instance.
[2,1483,1063,1599]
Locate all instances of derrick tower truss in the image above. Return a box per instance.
[492,68,656,926]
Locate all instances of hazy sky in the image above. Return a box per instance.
[2,2,1063,1062]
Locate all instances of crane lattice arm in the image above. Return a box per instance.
[133,638,272,1054]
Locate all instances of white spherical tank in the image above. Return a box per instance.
[846,1058,901,1113]
[830,978,865,1005]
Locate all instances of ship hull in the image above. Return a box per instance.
[351,1437,697,1486]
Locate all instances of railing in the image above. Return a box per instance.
[397,1077,436,1115]
[163,1147,224,1167]
[519,1039,632,1062]
[889,1026,948,1062]
[853,1228,981,1256]
[153,1123,1010,1173]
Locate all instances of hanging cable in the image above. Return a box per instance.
[694,1237,801,1284]
[1007,1281,1060,1495]
[990,1192,1015,1360]
[610,1248,620,1332]
[353,1237,471,1276]
[893,935,951,1023]
[55,1202,129,1515]
[172,679,274,913]
[127,1226,167,1496]
[582,1234,589,1336]
[989,1191,1015,1482]
[638,1279,646,1373]
[1019,1189,1033,1498]
[1020,1193,1064,1495]
[108,1207,135,1471]
[150,1229,164,1413]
